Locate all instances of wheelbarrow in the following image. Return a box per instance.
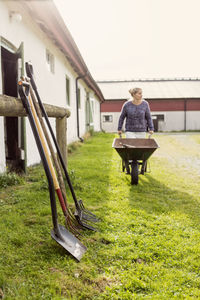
[112,136,159,185]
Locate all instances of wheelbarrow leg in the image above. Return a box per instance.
[125,160,130,174]
[141,160,147,175]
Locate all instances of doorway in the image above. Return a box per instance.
[1,40,26,172]
[152,117,158,132]
[152,114,165,132]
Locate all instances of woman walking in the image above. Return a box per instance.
[118,87,154,138]
[118,87,154,173]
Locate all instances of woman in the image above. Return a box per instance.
[118,87,154,174]
[118,87,154,138]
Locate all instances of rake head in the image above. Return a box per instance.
[77,200,100,222]
[74,210,98,231]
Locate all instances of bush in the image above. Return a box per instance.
[67,141,82,154]
[0,172,23,188]
[89,128,94,136]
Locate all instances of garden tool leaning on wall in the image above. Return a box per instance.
[26,76,97,231]
[18,81,87,261]
[25,62,99,229]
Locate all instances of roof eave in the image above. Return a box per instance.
[22,1,104,103]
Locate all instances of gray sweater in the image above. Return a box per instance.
[118,100,154,132]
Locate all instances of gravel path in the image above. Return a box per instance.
[154,133,200,176]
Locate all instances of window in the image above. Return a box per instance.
[90,98,94,114]
[152,114,165,121]
[78,88,81,109]
[103,115,113,122]
[66,76,70,105]
[46,49,54,73]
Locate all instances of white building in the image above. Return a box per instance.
[0,0,104,173]
[98,79,200,132]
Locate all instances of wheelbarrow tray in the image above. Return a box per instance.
[112,138,159,161]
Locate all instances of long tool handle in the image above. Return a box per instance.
[27,80,69,208]
[27,90,67,215]
[18,82,61,237]
[26,63,80,209]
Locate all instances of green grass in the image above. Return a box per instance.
[0,132,200,299]
[0,172,24,189]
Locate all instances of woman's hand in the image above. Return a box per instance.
[118,130,122,136]
[149,130,154,135]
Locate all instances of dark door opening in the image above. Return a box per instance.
[152,114,165,132]
[1,46,24,172]
[152,118,158,132]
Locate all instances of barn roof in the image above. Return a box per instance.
[97,78,200,100]
[19,0,104,103]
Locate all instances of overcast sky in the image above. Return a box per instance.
[54,0,200,81]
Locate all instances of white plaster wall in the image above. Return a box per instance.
[0,1,102,169]
[153,111,200,131]
[0,117,6,173]
[78,85,87,137]
[101,110,200,132]
[26,117,56,166]
[93,97,101,131]
[186,111,200,130]
[151,111,184,131]
[0,26,6,173]
[101,112,121,132]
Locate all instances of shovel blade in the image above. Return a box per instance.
[51,224,87,261]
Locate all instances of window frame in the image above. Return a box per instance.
[65,75,70,106]
[103,115,113,123]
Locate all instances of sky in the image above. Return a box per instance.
[54,0,200,81]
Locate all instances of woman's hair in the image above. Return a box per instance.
[129,87,142,97]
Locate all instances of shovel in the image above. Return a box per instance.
[27,87,81,236]
[18,82,87,261]
[25,63,99,228]
[26,79,97,231]
[22,77,81,235]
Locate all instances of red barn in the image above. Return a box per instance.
[98,78,200,132]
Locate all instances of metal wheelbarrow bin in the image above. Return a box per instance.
[112,138,159,185]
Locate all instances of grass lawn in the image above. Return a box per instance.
[0,132,200,299]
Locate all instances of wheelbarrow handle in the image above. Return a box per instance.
[148,133,153,139]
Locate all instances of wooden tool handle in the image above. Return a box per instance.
[28,94,59,190]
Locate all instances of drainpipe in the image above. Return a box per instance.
[75,73,87,142]
[184,99,187,131]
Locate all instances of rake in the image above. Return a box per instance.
[26,63,99,229]
[27,78,96,231]
[18,81,86,261]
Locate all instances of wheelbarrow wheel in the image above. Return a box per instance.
[131,161,138,185]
